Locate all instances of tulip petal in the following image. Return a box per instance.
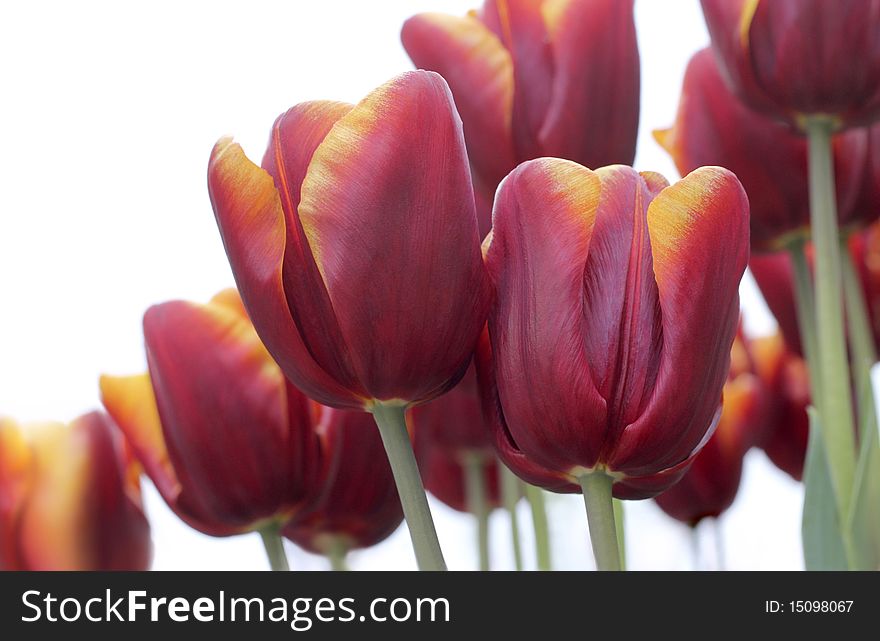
[581,167,665,458]
[297,71,489,404]
[538,0,639,168]
[209,138,365,409]
[142,300,316,532]
[610,167,749,474]
[485,157,607,473]
[261,102,369,401]
[99,373,180,504]
[492,0,555,159]
[401,13,516,188]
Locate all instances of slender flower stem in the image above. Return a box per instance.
[577,472,621,571]
[325,537,350,571]
[463,452,490,571]
[805,117,857,519]
[259,525,290,572]
[372,404,446,571]
[500,465,523,571]
[612,498,627,570]
[788,239,820,372]
[524,484,552,571]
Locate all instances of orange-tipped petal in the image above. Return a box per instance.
[610,167,749,473]
[208,137,364,409]
[485,157,607,474]
[297,71,490,405]
[141,299,317,534]
[401,13,516,188]
[16,413,152,570]
[261,102,368,402]
[99,373,180,503]
[539,0,639,168]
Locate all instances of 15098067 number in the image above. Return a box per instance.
[790,601,853,613]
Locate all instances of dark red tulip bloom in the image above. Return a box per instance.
[410,366,502,512]
[101,290,322,537]
[478,160,749,499]
[209,71,490,410]
[655,331,768,525]
[655,48,868,251]
[0,412,151,570]
[751,332,810,480]
[701,0,880,129]
[283,408,403,554]
[402,0,639,235]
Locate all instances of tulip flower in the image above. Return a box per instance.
[101,289,323,570]
[751,332,811,480]
[283,407,403,570]
[702,1,880,518]
[655,330,768,526]
[409,365,502,570]
[209,71,490,570]
[402,0,639,234]
[701,0,880,130]
[478,159,749,570]
[0,412,151,570]
[655,48,869,252]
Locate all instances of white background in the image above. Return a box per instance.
[0,0,804,570]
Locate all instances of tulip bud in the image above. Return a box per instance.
[101,289,323,536]
[283,408,403,555]
[751,332,810,480]
[402,0,639,234]
[0,412,151,570]
[701,0,880,129]
[478,160,749,498]
[655,48,869,251]
[209,71,490,411]
[655,330,768,525]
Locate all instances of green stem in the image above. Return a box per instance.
[577,472,621,571]
[612,498,627,570]
[524,484,552,571]
[499,465,523,571]
[463,452,490,571]
[325,537,349,571]
[805,117,857,520]
[258,525,290,572]
[788,239,820,373]
[372,404,446,571]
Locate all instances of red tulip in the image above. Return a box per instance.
[208,71,490,411]
[0,412,151,570]
[478,160,749,498]
[751,332,810,480]
[100,289,323,536]
[283,408,403,555]
[655,330,768,525]
[655,48,868,251]
[409,366,502,512]
[402,0,639,235]
[701,0,880,129]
